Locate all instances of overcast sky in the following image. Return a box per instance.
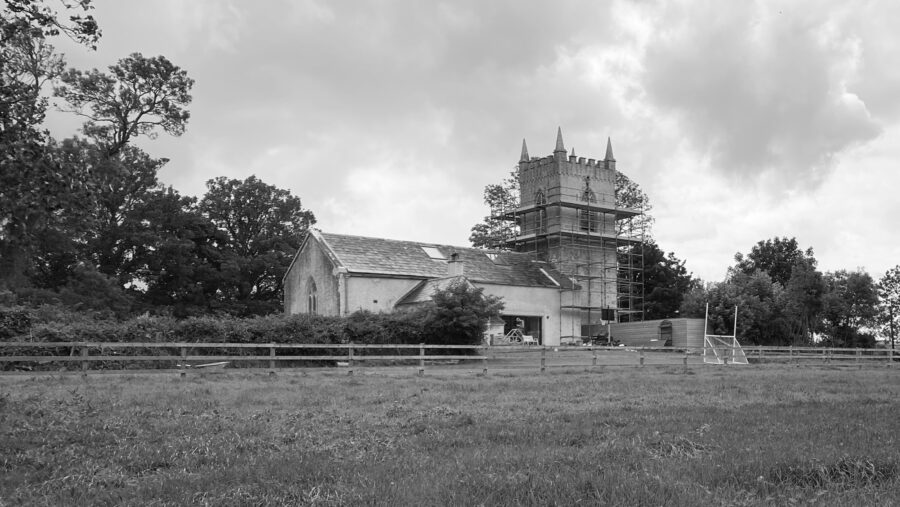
[45,0,900,283]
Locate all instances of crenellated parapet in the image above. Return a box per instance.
[518,129,618,208]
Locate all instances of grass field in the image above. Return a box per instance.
[1,366,898,506]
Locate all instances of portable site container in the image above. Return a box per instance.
[608,318,705,350]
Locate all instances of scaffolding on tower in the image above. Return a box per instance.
[486,163,646,344]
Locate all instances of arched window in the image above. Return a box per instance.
[534,189,547,233]
[580,177,598,232]
[307,278,318,315]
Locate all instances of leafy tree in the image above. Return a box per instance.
[0,135,96,287]
[200,176,316,315]
[727,237,825,344]
[421,279,504,345]
[821,270,878,347]
[0,0,99,288]
[782,259,825,344]
[87,145,166,281]
[1,1,99,47]
[469,170,518,249]
[1,0,97,130]
[47,53,193,291]
[681,270,792,345]
[1,28,64,133]
[877,266,900,350]
[633,241,697,320]
[124,187,225,316]
[615,171,654,237]
[734,237,816,287]
[55,53,193,156]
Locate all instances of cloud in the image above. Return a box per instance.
[636,0,883,190]
[39,0,900,284]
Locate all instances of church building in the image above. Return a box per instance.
[283,129,644,346]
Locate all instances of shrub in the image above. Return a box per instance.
[0,307,31,339]
[422,280,504,346]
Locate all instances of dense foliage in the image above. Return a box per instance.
[683,237,885,347]
[0,280,503,348]
[630,241,698,320]
[877,266,900,348]
[0,2,315,317]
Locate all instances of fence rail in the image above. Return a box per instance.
[0,342,486,376]
[0,342,895,376]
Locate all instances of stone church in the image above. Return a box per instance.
[283,129,644,346]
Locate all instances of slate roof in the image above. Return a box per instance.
[315,231,572,289]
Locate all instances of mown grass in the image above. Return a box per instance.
[1,366,898,506]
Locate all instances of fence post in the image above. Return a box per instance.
[269,343,276,376]
[418,343,425,376]
[180,347,187,377]
[540,347,546,374]
[683,350,688,372]
[348,342,354,376]
[789,346,793,365]
[639,348,644,367]
[889,348,893,367]
[856,349,861,369]
[758,345,763,362]
[80,344,88,376]
[592,347,597,367]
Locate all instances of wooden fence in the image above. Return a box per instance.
[744,345,896,366]
[0,342,895,376]
[0,342,485,376]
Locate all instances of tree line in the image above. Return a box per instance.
[472,171,899,348]
[5,2,898,348]
[1,1,314,317]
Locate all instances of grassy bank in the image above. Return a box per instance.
[1,367,898,505]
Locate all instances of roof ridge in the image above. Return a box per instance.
[320,230,493,253]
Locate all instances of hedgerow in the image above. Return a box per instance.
[0,280,502,347]
[0,305,427,345]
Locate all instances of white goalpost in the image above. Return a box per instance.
[703,303,749,365]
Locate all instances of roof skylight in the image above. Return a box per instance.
[421,246,445,260]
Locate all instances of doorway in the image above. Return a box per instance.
[502,315,543,345]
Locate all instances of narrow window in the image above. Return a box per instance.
[580,177,598,232]
[534,190,547,233]
[307,278,318,315]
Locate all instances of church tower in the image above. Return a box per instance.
[501,128,643,340]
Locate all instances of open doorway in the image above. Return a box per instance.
[502,315,543,345]
[659,320,673,346]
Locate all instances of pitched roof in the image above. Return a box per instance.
[314,230,572,288]
[395,276,472,306]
